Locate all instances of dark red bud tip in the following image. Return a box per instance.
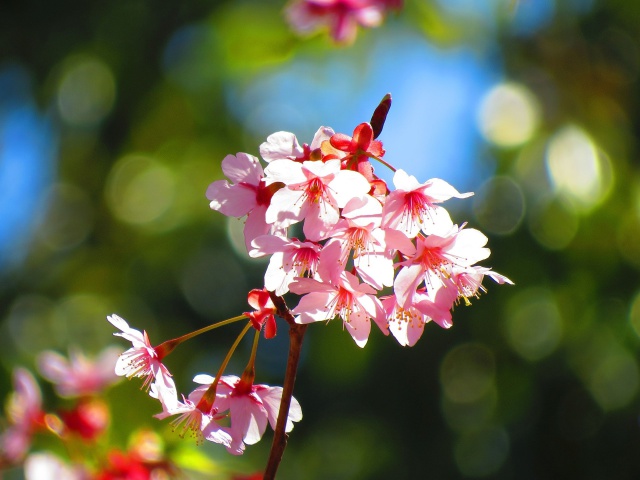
[370,93,392,139]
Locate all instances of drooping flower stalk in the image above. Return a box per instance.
[196,322,253,413]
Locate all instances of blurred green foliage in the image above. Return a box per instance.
[2,0,640,478]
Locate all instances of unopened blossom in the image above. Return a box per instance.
[328,122,385,182]
[250,235,322,295]
[264,158,371,241]
[260,126,334,163]
[107,314,177,408]
[193,374,302,455]
[285,0,390,44]
[245,288,277,339]
[291,271,386,347]
[382,169,473,238]
[206,153,283,251]
[0,369,45,464]
[37,347,121,398]
[393,226,490,308]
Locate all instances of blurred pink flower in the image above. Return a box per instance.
[37,347,121,398]
[0,369,45,464]
[24,452,89,480]
[285,0,393,44]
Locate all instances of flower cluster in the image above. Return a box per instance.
[285,0,402,44]
[207,97,512,348]
[107,314,301,456]
[97,96,510,477]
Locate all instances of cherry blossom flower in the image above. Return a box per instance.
[37,347,121,398]
[320,195,394,289]
[264,158,371,241]
[285,0,390,44]
[259,126,334,163]
[107,314,177,407]
[193,374,302,455]
[0,369,45,464]
[250,235,322,295]
[206,153,283,251]
[393,226,490,308]
[382,169,473,238]
[382,284,458,347]
[245,288,278,339]
[290,271,386,347]
[382,294,432,347]
[446,265,514,305]
[154,392,233,451]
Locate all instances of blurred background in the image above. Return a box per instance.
[1,0,640,478]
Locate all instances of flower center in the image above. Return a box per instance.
[292,247,319,277]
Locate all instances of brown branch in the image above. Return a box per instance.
[263,321,308,479]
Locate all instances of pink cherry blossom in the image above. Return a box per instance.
[0,369,45,464]
[382,169,473,238]
[260,126,334,163]
[321,195,394,289]
[250,235,322,295]
[245,288,277,339]
[285,0,388,44]
[264,158,371,241]
[206,153,283,251]
[290,271,386,347]
[154,392,233,450]
[447,265,514,305]
[193,374,302,455]
[37,347,121,398]
[382,294,431,347]
[107,314,177,406]
[393,227,490,308]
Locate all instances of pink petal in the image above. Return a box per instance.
[221,153,263,186]
[259,131,303,162]
[207,181,257,217]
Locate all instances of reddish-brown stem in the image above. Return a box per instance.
[263,321,308,479]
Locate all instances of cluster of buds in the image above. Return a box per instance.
[207,94,512,348]
[285,0,403,44]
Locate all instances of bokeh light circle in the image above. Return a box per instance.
[478,82,540,147]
